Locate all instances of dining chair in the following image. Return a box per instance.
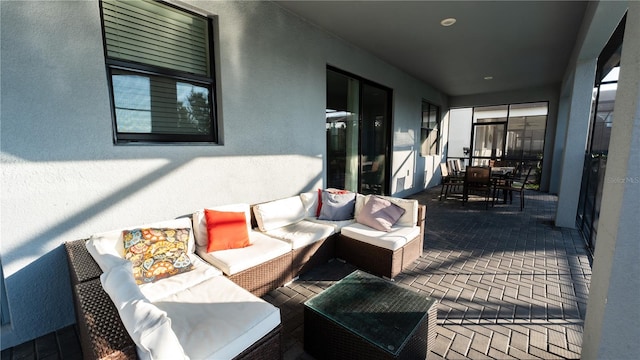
[492,167,534,210]
[439,163,464,200]
[463,166,492,208]
[447,159,457,175]
[453,159,464,175]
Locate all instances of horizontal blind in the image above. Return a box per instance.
[103,0,209,76]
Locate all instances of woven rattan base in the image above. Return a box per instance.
[292,235,336,278]
[65,239,103,285]
[234,325,282,360]
[74,279,137,360]
[227,251,293,297]
[336,233,422,279]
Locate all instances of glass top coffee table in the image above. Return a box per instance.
[304,270,437,359]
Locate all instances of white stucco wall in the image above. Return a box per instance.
[0,0,445,347]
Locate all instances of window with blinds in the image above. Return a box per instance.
[100,0,217,144]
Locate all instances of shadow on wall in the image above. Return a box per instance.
[2,246,74,349]
[0,161,324,349]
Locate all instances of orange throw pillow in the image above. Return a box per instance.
[204,209,251,252]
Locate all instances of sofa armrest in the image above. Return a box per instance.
[65,240,136,359]
[75,278,137,360]
[65,239,103,285]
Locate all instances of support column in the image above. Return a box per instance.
[549,95,570,194]
[583,4,640,358]
[555,59,596,228]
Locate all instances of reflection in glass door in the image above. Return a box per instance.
[360,83,390,195]
[326,70,359,191]
[326,68,391,195]
[471,122,506,166]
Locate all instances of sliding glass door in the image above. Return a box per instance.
[326,68,391,195]
[576,14,624,253]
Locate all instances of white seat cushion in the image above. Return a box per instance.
[153,275,281,360]
[304,217,356,232]
[340,223,420,251]
[196,231,290,275]
[139,256,222,303]
[263,220,335,250]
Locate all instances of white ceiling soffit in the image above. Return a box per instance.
[275,1,588,97]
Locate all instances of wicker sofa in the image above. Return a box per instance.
[67,216,282,360]
[65,192,426,359]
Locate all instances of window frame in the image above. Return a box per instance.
[420,100,441,156]
[99,0,218,145]
[1,261,9,326]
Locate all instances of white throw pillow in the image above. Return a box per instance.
[356,195,418,227]
[355,196,406,231]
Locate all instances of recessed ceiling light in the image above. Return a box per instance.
[484,76,494,80]
[440,18,457,27]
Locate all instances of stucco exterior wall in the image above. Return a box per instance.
[0,0,445,347]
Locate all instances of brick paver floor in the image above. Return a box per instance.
[267,187,592,360]
[1,188,592,360]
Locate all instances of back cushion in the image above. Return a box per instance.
[299,191,319,218]
[318,191,356,221]
[253,196,306,232]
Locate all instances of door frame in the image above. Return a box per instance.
[326,66,393,195]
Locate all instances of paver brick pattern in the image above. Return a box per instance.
[267,188,592,359]
[0,188,592,360]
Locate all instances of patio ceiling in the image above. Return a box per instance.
[274,1,588,96]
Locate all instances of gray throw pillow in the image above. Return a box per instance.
[356,196,406,231]
[318,191,356,221]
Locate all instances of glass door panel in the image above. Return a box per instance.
[326,70,359,191]
[471,123,505,166]
[360,83,390,195]
[326,68,391,195]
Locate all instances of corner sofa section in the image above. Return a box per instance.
[67,216,283,360]
[65,191,426,359]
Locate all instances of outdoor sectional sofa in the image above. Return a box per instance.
[64,190,426,359]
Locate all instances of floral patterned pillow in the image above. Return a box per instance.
[122,228,193,284]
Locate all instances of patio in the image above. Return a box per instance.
[272,187,592,359]
[1,187,592,360]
